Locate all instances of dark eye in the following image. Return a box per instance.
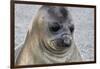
[49,23,61,32]
[69,25,74,33]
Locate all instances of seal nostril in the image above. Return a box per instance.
[62,34,72,40]
[62,34,67,38]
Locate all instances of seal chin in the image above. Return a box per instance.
[50,38,72,50]
[42,38,72,54]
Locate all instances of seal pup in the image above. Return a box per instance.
[16,6,82,65]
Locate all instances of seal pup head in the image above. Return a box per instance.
[27,6,75,54]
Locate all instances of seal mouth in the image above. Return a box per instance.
[40,34,72,54]
[50,35,72,50]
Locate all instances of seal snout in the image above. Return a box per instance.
[62,34,72,45]
[50,34,72,50]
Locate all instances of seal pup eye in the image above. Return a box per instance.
[49,22,61,32]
